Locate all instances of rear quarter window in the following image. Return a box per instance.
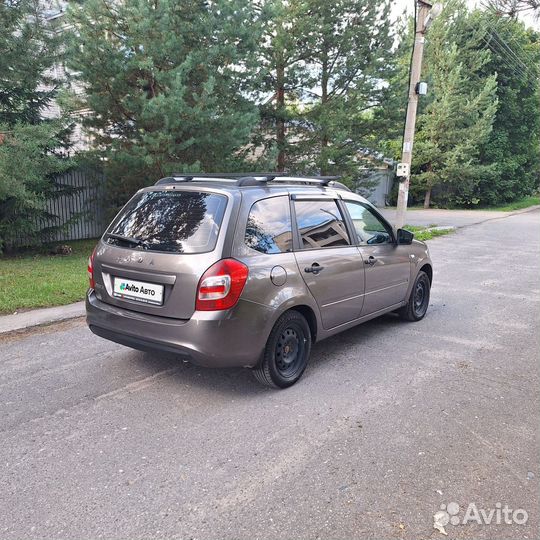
[244,196,293,254]
[106,190,227,253]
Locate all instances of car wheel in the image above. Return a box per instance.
[253,310,312,388]
[399,270,431,322]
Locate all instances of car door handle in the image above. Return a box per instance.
[304,263,324,275]
[364,256,376,266]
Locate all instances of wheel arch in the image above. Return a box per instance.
[419,262,433,284]
[290,304,318,343]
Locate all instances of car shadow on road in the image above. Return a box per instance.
[125,348,267,397]
[312,313,402,359]
[122,313,404,396]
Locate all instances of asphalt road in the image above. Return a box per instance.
[1,210,539,540]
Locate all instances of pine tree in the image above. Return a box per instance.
[249,0,394,179]
[372,15,413,161]
[382,0,538,207]
[67,0,263,209]
[252,0,313,171]
[299,0,394,179]
[0,0,73,251]
[486,0,540,18]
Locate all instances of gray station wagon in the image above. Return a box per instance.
[86,174,433,388]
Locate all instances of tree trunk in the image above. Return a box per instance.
[276,62,286,172]
[424,187,432,209]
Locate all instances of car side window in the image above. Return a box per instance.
[244,196,293,253]
[294,199,350,249]
[344,201,393,245]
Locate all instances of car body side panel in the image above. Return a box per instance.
[316,301,406,340]
[357,243,411,316]
[403,239,433,298]
[293,247,365,329]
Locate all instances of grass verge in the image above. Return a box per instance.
[0,239,97,314]
[486,196,540,212]
[404,225,455,242]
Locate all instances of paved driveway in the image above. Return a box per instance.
[1,210,538,540]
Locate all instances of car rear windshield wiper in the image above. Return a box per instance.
[106,233,150,249]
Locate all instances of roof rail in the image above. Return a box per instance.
[257,176,351,192]
[155,173,351,191]
[155,173,278,186]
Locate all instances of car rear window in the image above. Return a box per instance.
[106,190,227,253]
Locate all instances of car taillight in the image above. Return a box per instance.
[196,259,248,311]
[87,246,97,289]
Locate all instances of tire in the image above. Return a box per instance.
[253,310,312,388]
[399,270,431,322]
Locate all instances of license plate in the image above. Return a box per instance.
[113,277,164,306]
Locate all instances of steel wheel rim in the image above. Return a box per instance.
[413,277,429,315]
[275,323,306,378]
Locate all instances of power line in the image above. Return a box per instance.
[480,35,529,79]
[473,11,540,89]
[479,31,537,86]
[488,38,530,79]
[490,29,538,79]
[499,23,539,72]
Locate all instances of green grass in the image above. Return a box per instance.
[404,225,455,242]
[486,196,540,212]
[0,239,98,314]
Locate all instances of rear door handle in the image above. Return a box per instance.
[304,263,324,275]
[364,256,376,266]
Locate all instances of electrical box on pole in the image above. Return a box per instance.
[396,163,410,178]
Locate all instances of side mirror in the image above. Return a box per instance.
[396,228,414,245]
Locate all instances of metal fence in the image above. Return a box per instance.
[11,168,107,247]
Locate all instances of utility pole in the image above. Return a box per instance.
[395,0,439,229]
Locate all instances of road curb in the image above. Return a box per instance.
[0,301,86,335]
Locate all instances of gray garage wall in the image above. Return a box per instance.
[354,168,394,207]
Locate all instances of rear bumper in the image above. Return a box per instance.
[86,290,273,368]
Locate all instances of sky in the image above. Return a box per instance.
[390,0,539,30]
